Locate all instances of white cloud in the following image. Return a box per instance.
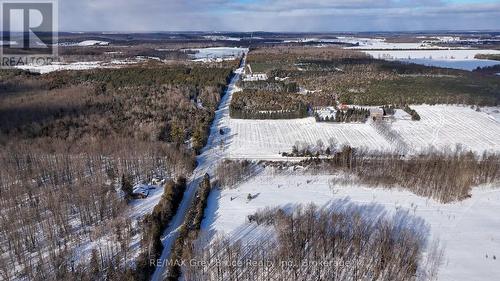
[57,0,500,31]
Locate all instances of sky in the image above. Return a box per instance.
[54,0,500,32]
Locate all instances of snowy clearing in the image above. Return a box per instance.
[0,40,18,46]
[58,40,110,47]
[225,105,500,159]
[14,59,139,74]
[190,47,248,62]
[201,168,500,281]
[70,181,165,269]
[15,61,103,74]
[77,40,110,46]
[203,35,241,41]
[392,105,500,153]
[289,37,438,50]
[129,184,164,220]
[364,49,500,60]
[226,117,391,159]
[345,39,435,50]
[363,49,500,71]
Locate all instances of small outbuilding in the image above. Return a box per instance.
[339,103,349,111]
[370,108,384,120]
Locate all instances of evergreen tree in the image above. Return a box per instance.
[121,173,134,199]
[89,249,100,279]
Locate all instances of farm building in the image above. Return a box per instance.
[370,108,384,120]
[338,103,349,111]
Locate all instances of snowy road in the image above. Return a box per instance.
[150,55,246,281]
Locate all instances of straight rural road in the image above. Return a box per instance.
[151,54,247,281]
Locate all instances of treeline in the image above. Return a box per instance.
[215,160,254,188]
[58,46,191,63]
[354,150,499,202]
[230,90,308,119]
[231,107,308,119]
[474,54,500,61]
[0,65,234,153]
[403,105,421,121]
[340,75,500,106]
[183,204,441,281]
[474,64,500,75]
[315,107,370,123]
[240,80,299,93]
[295,146,500,203]
[166,174,212,280]
[247,47,370,70]
[283,139,340,158]
[134,178,187,281]
[382,105,396,115]
[44,66,233,90]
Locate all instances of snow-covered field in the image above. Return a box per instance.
[392,105,500,153]
[363,49,500,71]
[15,61,103,74]
[345,38,435,50]
[201,169,500,281]
[291,37,500,70]
[58,40,110,46]
[14,59,139,74]
[203,35,241,41]
[225,117,392,159]
[0,40,18,46]
[190,47,248,62]
[225,105,500,159]
[288,37,437,50]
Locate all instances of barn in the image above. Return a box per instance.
[370,108,384,120]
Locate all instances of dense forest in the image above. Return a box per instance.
[0,62,236,280]
[244,46,500,108]
[232,47,500,120]
[1,65,234,150]
[230,90,309,119]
